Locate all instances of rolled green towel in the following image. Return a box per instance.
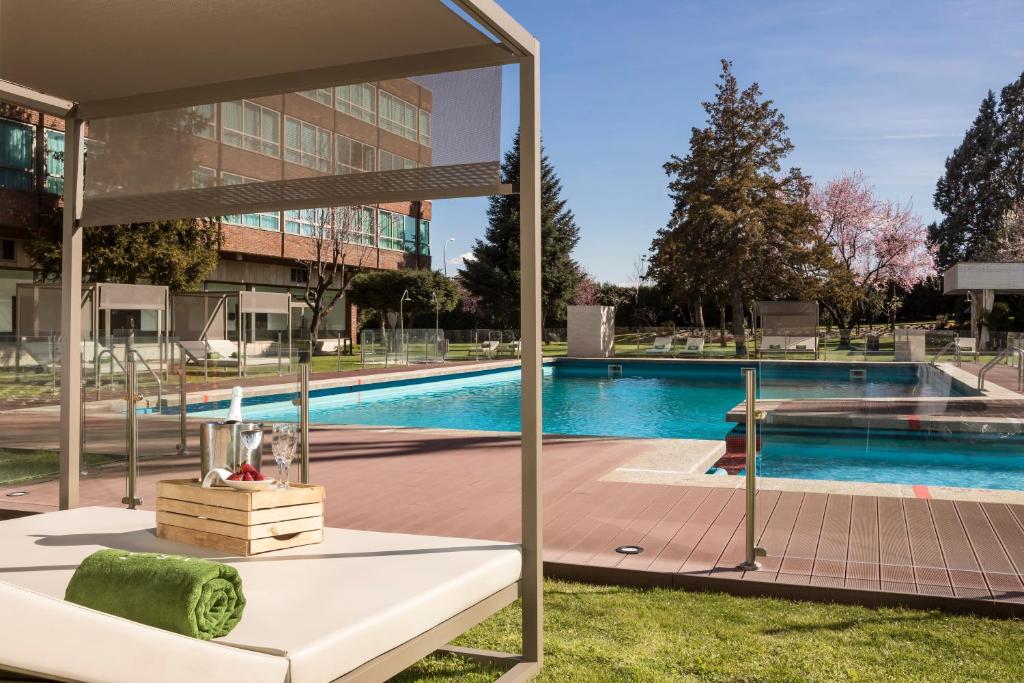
[65,549,246,640]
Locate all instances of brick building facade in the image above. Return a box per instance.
[0,79,436,343]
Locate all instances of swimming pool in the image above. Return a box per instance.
[192,360,969,441]
[759,428,1024,491]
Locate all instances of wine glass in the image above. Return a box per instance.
[271,423,297,489]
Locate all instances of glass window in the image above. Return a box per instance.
[285,208,320,236]
[378,210,407,251]
[44,129,65,195]
[419,219,431,256]
[188,104,217,139]
[379,150,417,172]
[284,117,331,172]
[336,206,376,246]
[403,214,419,253]
[222,100,280,157]
[192,166,217,188]
[378,91,418,141]
[335,84,376,124]
[418,110,431,147]
[221,172,280,231]
[297,89,333,107]
[335,134,376,174]
[0,118,34,191]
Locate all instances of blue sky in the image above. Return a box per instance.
[432,0,1024,283]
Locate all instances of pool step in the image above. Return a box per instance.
[715,428,760,474]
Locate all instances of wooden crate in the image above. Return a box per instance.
[155,479,325,556]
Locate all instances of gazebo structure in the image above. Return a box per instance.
[943,261,1024,349]
[753,301,820,359]
[172,290,293,376]
[16,281,171,374]
[0,0,543,678]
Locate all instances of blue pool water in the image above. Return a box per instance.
[192,361,968,441]
[759,429,1024,491]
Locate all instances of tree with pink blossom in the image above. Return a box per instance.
[810,172,936,333]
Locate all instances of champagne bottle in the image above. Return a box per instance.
[224,386,243,424]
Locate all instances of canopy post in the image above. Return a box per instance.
[59,115,86,510]
[518,48,543,667]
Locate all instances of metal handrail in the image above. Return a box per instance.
[978,346,1024,393]
[930,340,961,367]
[126,348,163,412]
[95,348,126,399]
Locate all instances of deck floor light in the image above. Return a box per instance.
[6,491,28,497]
[615,545,643,555]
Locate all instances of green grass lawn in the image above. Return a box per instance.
[397,581,1022,682]
[0,448,124,486]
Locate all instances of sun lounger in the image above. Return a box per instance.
[758,335,817,358]
[478,340,500,359]
[644,336,674,356]
[0,507,522,683]
[677,337,705,357]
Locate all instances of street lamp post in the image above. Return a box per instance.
[399,289,411,365]
[443,237,455,276]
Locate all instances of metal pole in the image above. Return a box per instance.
[299,363,310,484]
[122,358,141,509]
[519,49,544,667]
[337,329,342,372]
[277,331,282,376]
[176,352,187,455]
[739,367,765,570]
[50,333,57,394]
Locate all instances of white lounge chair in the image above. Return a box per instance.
[677,337,705,357]
[502,340,522,358]
[644,336,674,356]
[0,507,522,683]
[478,340,500,359]
[758,335,817,358]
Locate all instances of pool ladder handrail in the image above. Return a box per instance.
[978,346,1024,393]
[930,339,961,368]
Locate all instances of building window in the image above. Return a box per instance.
[44,129,65,195]
[418,110,431,147]
[222,172,280,231]
[419,219,431,256]
[0,118,34,191]
[0,240,15,261]
[290,267,309,284]
[335,134,376,174]
[337,206,376,246]
[378,210,404,251]
[192,166,217,189]
[378,91,417,141]
[335,84,376,124]
[284,208,321,236]
[284,117,331,172]
[379,150,417,172]
[222,100,280,157]
[297,89,333,107]
[188,104,217,140]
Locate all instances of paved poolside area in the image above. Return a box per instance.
[3,418,1023,615]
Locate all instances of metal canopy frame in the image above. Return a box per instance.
[0,0,543,676]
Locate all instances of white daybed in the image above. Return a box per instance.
[0,507,522,683]
[677,337,705,357]
[757,335,818,359]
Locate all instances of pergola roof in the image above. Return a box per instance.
[1,0,524,118]
[942,262,1024,295]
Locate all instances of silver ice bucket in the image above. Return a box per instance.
[198,421,264,477]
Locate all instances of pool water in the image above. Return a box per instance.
[194,361,966,441]
[759,429,1024,491]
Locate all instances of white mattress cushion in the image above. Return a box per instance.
[0,581,289,683]
[0,507,522,683]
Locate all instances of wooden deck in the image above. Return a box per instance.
[3,421,1023,615]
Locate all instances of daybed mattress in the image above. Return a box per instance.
[0,507,522,683]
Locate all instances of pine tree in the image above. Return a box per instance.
[931,72,1024,268]
[931,91,1004,268]
[459,130,581,328]
[649,60,829,356]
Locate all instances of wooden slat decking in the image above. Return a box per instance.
[3,422,1024,614]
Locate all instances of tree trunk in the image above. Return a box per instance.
[718,305,727,347]
[729,282,747,357]
[694,295,706,332]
